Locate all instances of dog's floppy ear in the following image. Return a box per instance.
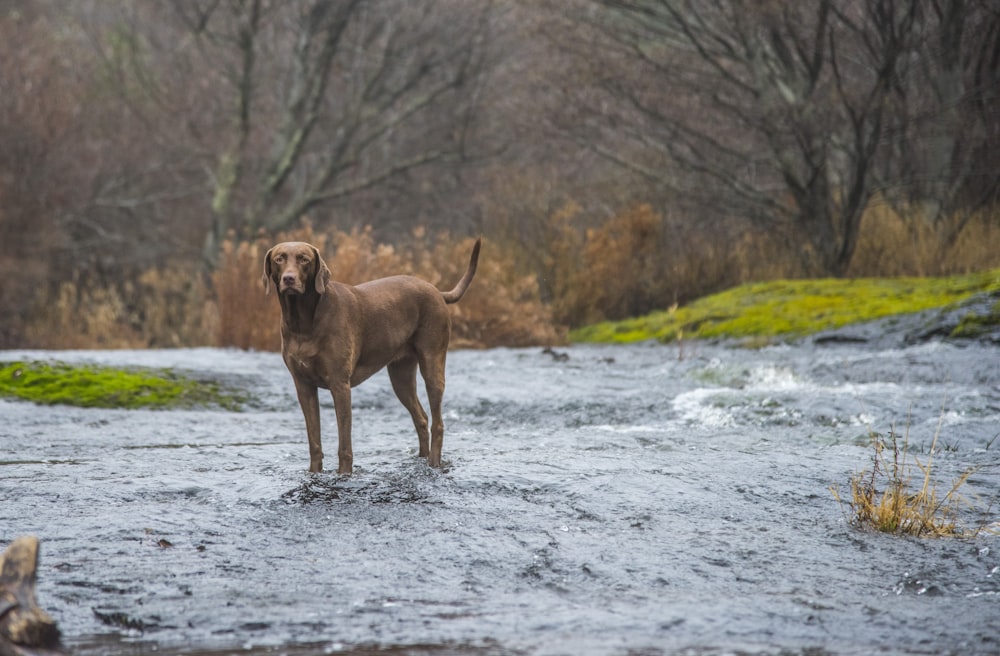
[312,246,331,294]
[261,247,275,296]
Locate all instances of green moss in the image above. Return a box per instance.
[949,302,1000,338]
[571,269,1000,344]
[0,361,247,410]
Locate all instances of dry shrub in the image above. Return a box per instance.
[210,223,406,352]
[17,198,1000,351]
[134,266,216,347]
[24,264,214,349]
[546,198,1000,330]
[542,202,655,326]
[213,236,280,351]
[546,203,796,327]
[541,201,586,310]
[325,226,405,284]
[203,201,1000,351]
[211,224,562,351]
[573,203,665,324]
[27,280,145,349]
[850,202,1000,277]
[409,232,564,348]
[851,202,939,276]
[941,210,1000,272]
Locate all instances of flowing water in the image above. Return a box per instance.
[2,329,999,655]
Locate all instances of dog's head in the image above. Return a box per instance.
[262,242,331,296]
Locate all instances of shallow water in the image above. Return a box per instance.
[1,336,998,655]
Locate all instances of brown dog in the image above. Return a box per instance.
[262,237,481,474]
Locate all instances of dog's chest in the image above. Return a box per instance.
[282,339,328,385]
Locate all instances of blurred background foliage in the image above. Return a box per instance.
[2,0,998,348]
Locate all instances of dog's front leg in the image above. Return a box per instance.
[293,379,324,473]
[329,382,354,474]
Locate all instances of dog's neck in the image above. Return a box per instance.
[279,291,323,335]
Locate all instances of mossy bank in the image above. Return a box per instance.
[0,361,247,410]
[570,269,1000,345]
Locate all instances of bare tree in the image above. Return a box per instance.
[555,0,924,276]
[877,0,1000,243]
[93,0,492,265]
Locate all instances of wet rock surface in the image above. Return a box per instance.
[1,336,998,655]
[810,290,1000,347]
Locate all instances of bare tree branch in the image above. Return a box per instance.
[561,0,929,275]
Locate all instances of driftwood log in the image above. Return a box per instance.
[0,537,65,656]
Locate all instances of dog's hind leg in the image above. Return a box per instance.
[388,357,430,458]
[418,351,448,468]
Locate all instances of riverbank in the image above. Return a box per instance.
[570,268,1000,345]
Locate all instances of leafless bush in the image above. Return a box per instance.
[211,224,563,351]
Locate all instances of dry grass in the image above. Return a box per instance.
[849,201,1000,277]
[415,231,564,348]
[11,201,1000,350]
[26,266,212,349]
[27,280,145,349]
[544,200,1000,329]
[533,202,810,328]
[210,223,563,351]
[213,234,282,351]
[19,224,562,351]
[832,415,989,538]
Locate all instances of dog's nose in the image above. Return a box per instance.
[282,274,297,287]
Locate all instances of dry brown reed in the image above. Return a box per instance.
[210,223,563,351]
[12,201,1000,350]
[213,235,280,351]
[26,266,213,349]
[408,230,564,348]
[832,417,986,538]
[533,202,1000,327]
[27,280,145,350]
[849,202,1000,277]
[542,202,794,327]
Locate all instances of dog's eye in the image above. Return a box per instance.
[297,255,311,264]
[273,254,285,263]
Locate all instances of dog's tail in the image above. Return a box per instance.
[442,237,482,304]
